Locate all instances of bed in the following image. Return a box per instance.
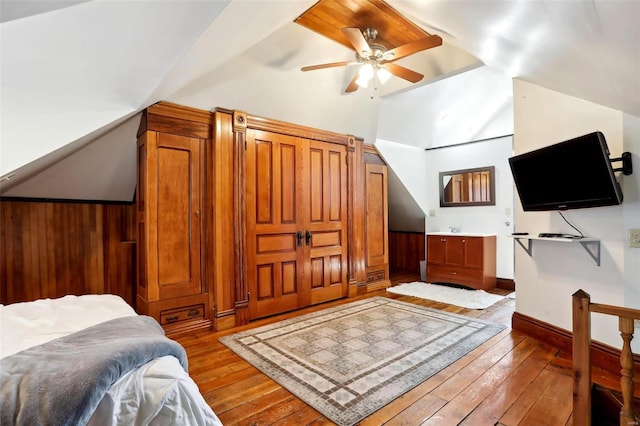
[0,294,222,426]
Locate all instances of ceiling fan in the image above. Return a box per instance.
[301,27,442,93]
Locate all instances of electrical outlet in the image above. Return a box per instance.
[429,210,436,217]
[635,319,640,330]
[630,229,640,248]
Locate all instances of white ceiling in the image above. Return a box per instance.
[1,0,638,200]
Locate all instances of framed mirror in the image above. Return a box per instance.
[439,166,495,207]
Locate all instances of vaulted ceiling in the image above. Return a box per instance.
[1,0,638,201]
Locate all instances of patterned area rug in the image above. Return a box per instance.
[387,281,505,309]
[219,297,505,426]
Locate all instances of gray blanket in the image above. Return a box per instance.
[0,315,188,426]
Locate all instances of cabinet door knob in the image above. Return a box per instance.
[450,272,457,275]
[462,239,466,243]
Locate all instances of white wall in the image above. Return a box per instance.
[622,113,640,352]
[424,136,515,279]
[374,139,429,216]
[513,80,640,349]
[375,66,515,278]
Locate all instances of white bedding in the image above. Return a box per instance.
[0,295,221,426]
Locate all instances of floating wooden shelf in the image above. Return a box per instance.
[510,235,601,266]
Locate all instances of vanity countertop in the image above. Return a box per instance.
[427,232,496,237]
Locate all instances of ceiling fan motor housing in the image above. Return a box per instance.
[357,46,387,63]
[363,27,378,41]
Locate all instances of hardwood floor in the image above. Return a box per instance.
[175,273,614,425]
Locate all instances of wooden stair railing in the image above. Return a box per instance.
[573,289,640,426]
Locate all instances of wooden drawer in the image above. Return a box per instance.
[160,304,205,326]
[427,265,483,284]
[367,270,386,282]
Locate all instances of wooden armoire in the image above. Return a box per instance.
[136,102,389,334]
[135,104,213,336]
[364,145,391,290]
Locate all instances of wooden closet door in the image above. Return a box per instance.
[148,132,202,301]
[305,140,348,304]
[365,163,389,268]
[246,130,306,319]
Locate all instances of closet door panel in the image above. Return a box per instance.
[154,133,202,300]
[328,150,343,222]
[157,147,191,285]
[308,147,324,223]
[280,144,297,224]
[247,130,304,318]
[365,164,388,268]
[306,140,348,304]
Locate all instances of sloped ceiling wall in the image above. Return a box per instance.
[0,0,233,198]
[377,66,513,149]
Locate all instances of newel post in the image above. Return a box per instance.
[619,317,637,425]
[573,289,592,426]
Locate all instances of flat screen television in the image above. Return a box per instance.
[508,131,623,211]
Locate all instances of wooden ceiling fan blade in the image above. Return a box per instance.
[345,71,360,93]
[342,27,371,57]
[301,61,355,71]
[383,63,424,83]
[384,35,443,61]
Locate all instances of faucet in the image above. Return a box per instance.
[449,227,459,233]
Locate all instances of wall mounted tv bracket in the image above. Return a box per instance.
[610,152,633,175]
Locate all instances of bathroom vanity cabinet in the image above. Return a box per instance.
[426,233,496,290]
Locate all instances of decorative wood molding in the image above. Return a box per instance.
[211,110,237,330]
[363,144,386,165]
[512,311,640,376]
[246,113,351,145]
[347,136,366,294]
[140,102,213,139]
[149,101,215,124]
[351,279,379,296]
[348,280,359,297]
[232,110,249,325]
[233,110,247,133]
[164,319,212,338]
[213,308,236,331]
[366,280,391,292]
[347,135,356,152]
[363,144,378,154]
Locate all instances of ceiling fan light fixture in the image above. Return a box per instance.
[356,63,374,87]
[377,67,391,84]
[301,25,435,93]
